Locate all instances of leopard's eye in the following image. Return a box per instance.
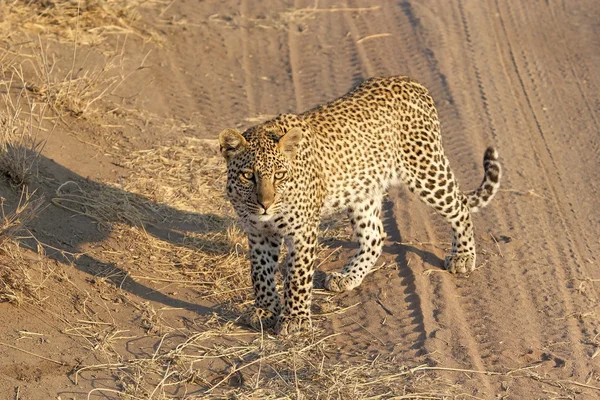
[274,171,286,180]
[240,171,254,181]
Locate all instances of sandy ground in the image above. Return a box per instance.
[1,1,599,399]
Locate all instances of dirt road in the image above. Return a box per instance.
[142,1,600,396]
[1,0,599,398]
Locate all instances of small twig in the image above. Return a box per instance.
[498,188,546,199]
[159,0,177,17]
[356,33,392,44]
[0,341,66,366]
[490,233,503,258]
[17,330,45,337]
[349,317,386,345]
[557,379,600,391]
[414,365,503,375]
[316,302,360,317]
[148,361,173,399]
[76,363,123,384]
[423,268,449,276]
[87,388,145,400]
[292,6,380,14]
[375,297,394,316]
[359,364,502,387]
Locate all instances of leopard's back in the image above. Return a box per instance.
[296,76,445,213]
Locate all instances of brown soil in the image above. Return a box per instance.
[1,1,599,399]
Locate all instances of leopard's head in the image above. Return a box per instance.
[218,120,303,220]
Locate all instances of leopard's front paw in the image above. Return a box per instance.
[324,272,357,292]
[241,305,279,330]
[444,253,476,274]
[276,314,312,336]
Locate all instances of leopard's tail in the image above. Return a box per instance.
[465,147,502,213]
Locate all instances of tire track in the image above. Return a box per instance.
[501,0,599,301]
[294,1,431,359]
[423,2,598,393]
[335,1,439,361]
[344,0,391,76]
[389,0,482,182]
[513,0,600,277]
[456,0,497,141]
[379,2,587,396]
[239,0,257,117]
[155,0,253,134]
[284,0,430,357]
[287,0,366,111]
[237,2,299,122]
[431,0,551,373]
[489,0,596,380]
[343,1,497,394]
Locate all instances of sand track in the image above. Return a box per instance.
[203,0,599,397]
[103,0,600,396]
[1,0,599,398]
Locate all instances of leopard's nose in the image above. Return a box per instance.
[258,199,273,210]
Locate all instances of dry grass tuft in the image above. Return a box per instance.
[0,0,164,45]
[116,223,250,306]
[0,188,44,244]
[52,180,153,228]
[19,37,152,118]
[51,137,249,303]
[27,42,118,117]
[0,240,39,304]
[0,188,47,305]
[123,137,230,217]
[0,75,48,186]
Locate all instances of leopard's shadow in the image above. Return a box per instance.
[3,150,236,316]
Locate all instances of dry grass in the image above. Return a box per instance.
[0,188,44,244]
[73,313,600,398]
[52,180,153,228]
[1,1,155,119]
[26,40,120,117]
[0,188,46,305]
[0,0,165,45]
[0,73,49,186]
[0,58,51,305]
[76,318,461,399]
[122,138,230,217]
[18,37,152,118]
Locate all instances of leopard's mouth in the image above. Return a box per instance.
[259,203,280,215]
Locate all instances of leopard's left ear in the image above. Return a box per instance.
[278,127,303,157]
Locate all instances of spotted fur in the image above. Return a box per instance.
[219,76,502,334]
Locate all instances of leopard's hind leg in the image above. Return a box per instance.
[402,153,477,274]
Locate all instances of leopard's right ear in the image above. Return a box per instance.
[219,128,247,160]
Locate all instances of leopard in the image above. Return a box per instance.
[218,76,502,335]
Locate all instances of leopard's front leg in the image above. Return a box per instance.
[244,232,282,330]
[277,226,318,335]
